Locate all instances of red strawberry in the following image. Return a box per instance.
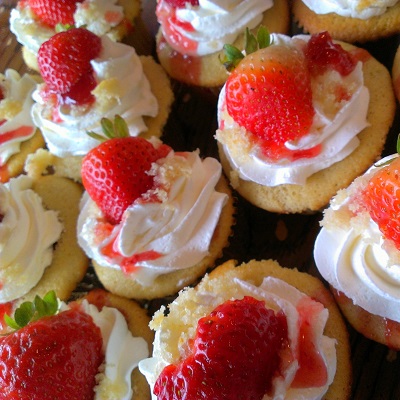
[305,31,357,77]
[28,0,83,28]
[164,0,199,8]
[363,157,400,250]
[225,44,315,161]
[154,296,288,400]
[82,136,172,225]
[0,307,103,400]
[37,27,101,104]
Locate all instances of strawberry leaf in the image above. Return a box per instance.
[257,26,272,49]
[4,290,59,330]
[244,28,258,55]
[87,115,130,142]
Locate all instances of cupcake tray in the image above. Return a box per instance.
[2,0,400,398]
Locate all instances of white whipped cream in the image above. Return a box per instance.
[314,154,400,322]
[78,148,228,286]
[9,0,125,56]
[216,33,369,186]
[139,276,336,400]
[157,0,273,56]
[302,0,399,19]
[0,175,63,302]
[0,69,38,166]
[31,35,158,158]
[73,299,149,400]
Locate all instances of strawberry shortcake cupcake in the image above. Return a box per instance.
[77,132,235,300]
[27,27,173,182]
[216,30,396,213]
[292,0,400,43]
[139,259,352,399]
[155,0,290,88]
[9,0,140,71]
[314,151,400,350]
[0,69,44,183]
[0,288,153,399]
[0,172,89,333]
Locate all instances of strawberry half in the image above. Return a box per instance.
[28,0,83,28]
[363,157,400,250]
[225,44,315,161]
[0,307,103,399]
[37,27,102,104]
[81,136,172,225]
[154,296,288,399]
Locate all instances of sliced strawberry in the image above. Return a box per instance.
[154,296,288,399]
[37,27,102,103]
[225,44,315,161]
[28,0,83,28]
[0,307,103,399]
[305,31,357,77]
[81,137,172,225]
[363,157,400,250]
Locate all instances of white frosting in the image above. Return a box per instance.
[0,69,38,165]
[0,175,63,302]
[9,0,124,56]
[314,154,400,322]
[302,0,399,19]
[139,277,336,400]
[216,33,369,186]
[157,0,274,56]
[75,300,149,400]
[31,35,158,158]
[77,149,228,286]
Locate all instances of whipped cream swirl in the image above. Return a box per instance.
[78,148,228,286]
[32,35,158,158]
[301,0,399,19]
[0,69,38,166]
[216,33,369,186]
[314,154,400,322]
[139,276,336,400]
[0,176,63,302]
[72,300,149,400]
[157,0,274,56]
[10,0,124,56]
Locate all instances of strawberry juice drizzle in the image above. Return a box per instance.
[0,301,14,331]
[0,125,34,145]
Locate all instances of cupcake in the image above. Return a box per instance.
[392,45,400,102]
[139,259,352,399]
[77,133,235,300]
[314,151,400,349]
[0,69,45,183]
[9,0,140,71]
[216,30,396,213]
[155,0,290,88]
[292,0,400,43]
[28,27,173,182]
[0,173,89,332]
[0,288,153,399]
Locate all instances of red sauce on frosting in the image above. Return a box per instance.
[292,296,328,388]
[0,301,14,331]
[0,125,34,145]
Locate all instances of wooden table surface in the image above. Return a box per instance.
[2,1,400,398]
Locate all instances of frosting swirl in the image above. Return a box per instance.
[0,69,38,166]
[314,155,400,322]
[157,0,274,56]
[31,35,158,158]
[301,0,399,19]
[78,148,228,286]
[216,33,369,186]
[0,176,63,302]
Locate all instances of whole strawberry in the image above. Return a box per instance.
[363,156,400,250]
[37,27,102,104]
[0,293,103,400]
[154,296,288,399]
[225,42,315,161]
[82,118,172,224]
[28,0,83,28]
